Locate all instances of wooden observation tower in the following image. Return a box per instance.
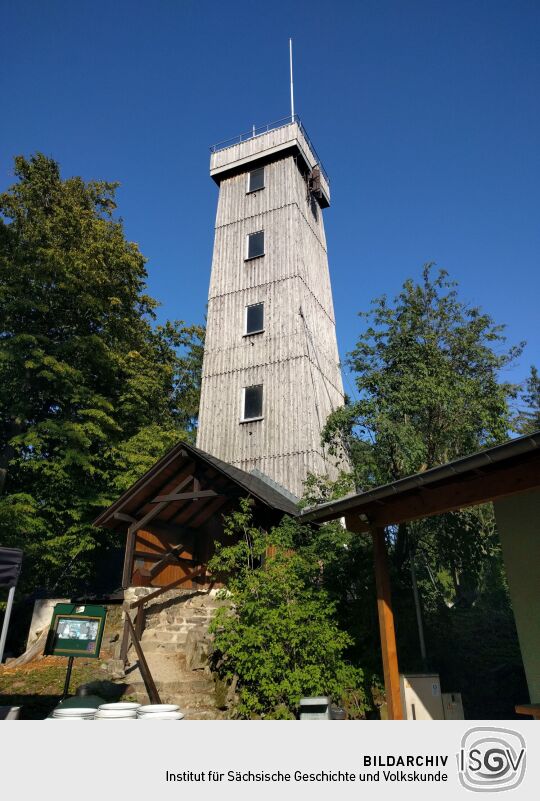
[196,115,345,498]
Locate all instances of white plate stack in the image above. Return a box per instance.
[94,702,141,720]
[137,704,184,720]
[51,707,97,720]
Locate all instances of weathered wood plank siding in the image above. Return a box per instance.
[197,125,345,498]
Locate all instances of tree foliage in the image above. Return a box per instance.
[314,265,528,716]
[323,264,522,489]
[319,266,522,590]
[0,154,204,594]
[209,499,366,719]
[515,365,540,434]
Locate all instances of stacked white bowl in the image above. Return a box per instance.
[137,704,184,720]
[51,707,97,720]
[94,702,141,720]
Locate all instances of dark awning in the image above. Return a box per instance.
[0,547,23,588]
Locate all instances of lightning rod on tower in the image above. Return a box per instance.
[289,38,295,121]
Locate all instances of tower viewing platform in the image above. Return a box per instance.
[209,115,330,207]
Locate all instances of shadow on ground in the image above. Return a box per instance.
[0,693,60,720]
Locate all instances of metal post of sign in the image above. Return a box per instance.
[0,585,16,664]
[62,656,75,699]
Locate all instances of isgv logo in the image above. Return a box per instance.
[457,727,526,792]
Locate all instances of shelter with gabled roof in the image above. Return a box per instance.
[94,440,299,591]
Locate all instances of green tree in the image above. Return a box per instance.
[0,154,204,594]
[315,265,528,716]
[209,499,366,719]
[324,264,521,490]
[320,265,521,589]
[515,366,540,434]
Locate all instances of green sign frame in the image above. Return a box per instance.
[46,603,107,659]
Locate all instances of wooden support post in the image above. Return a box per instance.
[135,605,145,641]
[125,614,161,705]
[62,656,74,700]
[372,526,404,720]
[122,529,136,589]
[119,614,131,665]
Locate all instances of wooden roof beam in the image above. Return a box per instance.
[345,458,540,533]
[113,512,137,525]
[152,489,223,503]
[99,446,192,526]
[130,466,195,521]
[161,469,238,524]
[182,495,230,528]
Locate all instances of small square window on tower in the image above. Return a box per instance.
[246,230,264,260]
[242,384,263,421]
[247,166,265,193]
[245,302,264,335]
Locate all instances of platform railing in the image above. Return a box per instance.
[210,114,329,185]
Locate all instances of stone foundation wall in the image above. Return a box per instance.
[104,587,229,718]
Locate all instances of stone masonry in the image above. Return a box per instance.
[110,588,228,720]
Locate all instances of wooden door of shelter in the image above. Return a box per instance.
[131,525,200,588]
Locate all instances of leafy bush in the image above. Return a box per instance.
[209,499,366,719]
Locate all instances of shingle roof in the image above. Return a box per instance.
[190,447,299,514]
[93,439,299,530]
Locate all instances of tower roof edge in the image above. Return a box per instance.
[209,117,330,206]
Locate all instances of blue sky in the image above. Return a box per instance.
[1,0,539,394]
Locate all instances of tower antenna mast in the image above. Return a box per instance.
[289,38,295,121]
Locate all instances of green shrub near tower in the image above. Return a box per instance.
[209,498,366,719]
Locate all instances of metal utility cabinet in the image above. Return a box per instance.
[299,696,331,719]
[400,673,445,720]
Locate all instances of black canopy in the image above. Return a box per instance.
[0,547,23,588]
